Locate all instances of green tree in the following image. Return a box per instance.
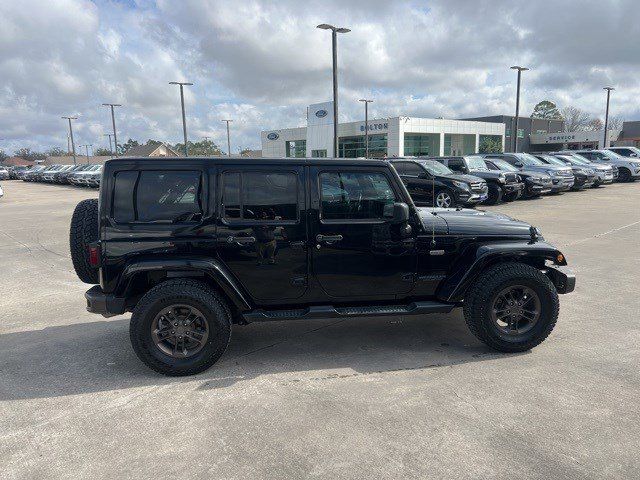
[117,138,140,155]
[94,147,113,156]
[531,100,562,120]
[45,147,66,156]
[14,148,46,161]
[173,139,223,156]
[478,138,503,154]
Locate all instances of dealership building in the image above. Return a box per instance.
[261,102,505,158]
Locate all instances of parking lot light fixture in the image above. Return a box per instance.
[61,116,78,165]
[603,87,615,148]
[169,82,193,156]
[103,133,113,156]
[101,103,121,157]
[317,24,350,158]
[221,119,233,157]
[510,66,529,153]
[359,99,373,158]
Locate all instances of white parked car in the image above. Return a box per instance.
[580,149,640,182]
[0,183,4,198]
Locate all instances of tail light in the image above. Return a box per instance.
[88,243,101,267]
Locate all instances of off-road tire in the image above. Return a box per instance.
[463,262,559,352]
[617,168,632,183]
[486,184,503,205]
[69,198,99,284]
[130,279,232,376]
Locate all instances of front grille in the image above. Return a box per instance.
[470,182,486,192]
[558,170,573,177]
[505,173,518,183]
[542,178,552,185]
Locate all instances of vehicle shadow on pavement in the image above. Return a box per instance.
[0,311,521,401]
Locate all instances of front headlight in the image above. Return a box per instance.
[452,180,470,190]
[632,162,640,167]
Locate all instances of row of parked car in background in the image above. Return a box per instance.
[388,146,640,207]
[1,163,103,188]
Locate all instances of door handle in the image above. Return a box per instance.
[316,234,343,243]
[227,236,256,244]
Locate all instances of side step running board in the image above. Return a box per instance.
[242,301,456,322]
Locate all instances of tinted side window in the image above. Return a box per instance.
[222,171,298,221]
[393,162,422,176]
[448,159,464,171]
[113,171,137,223]
[136,171,202,222]
[320,171,396,220]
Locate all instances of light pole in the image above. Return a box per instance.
[103,133,113,156]
[317,24,350,158]
[603,87,615,148]
[169,81,193,156]
[79,144,92,163]
[61,116,78,165]
[359,99,373,157]
[101,103,121,157]
[510,66,529,153]
[221,120,233,157]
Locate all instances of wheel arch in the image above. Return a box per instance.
[115,257,252,316]
[436,241,568,302]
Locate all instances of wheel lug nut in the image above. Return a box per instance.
[171,330,175,334]
[174,322,178,326]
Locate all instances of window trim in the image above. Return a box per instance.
[317,169,400,224]
[220,169,300,225]
[110,169,205,225]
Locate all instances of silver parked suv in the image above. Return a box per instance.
[579,149,640,182]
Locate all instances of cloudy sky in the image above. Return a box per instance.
[1,0,639,154]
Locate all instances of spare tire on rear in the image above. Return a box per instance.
[69,198,99,284]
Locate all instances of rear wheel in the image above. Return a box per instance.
[69,198,99,284]
[130,279,232,376]
[485,184,503,205]
[463,262,559,352]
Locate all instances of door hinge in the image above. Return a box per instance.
[291,276,308,287]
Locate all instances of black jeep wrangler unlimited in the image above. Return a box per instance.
[70,157,575,376]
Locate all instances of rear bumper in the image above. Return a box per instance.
[85,285,126,317]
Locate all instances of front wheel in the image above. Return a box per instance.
[463,262,559,352]
[130,279,232,376]
[434,189,455,208]
[617,168,632,183]
[503,191,520,202]
[485,184,503,205]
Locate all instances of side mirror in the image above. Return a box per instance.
[384,202,410,223]
[630,153,638,157]
[514,161,524,168]
[418,172,431,179]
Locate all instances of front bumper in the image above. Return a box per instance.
[526,181,552,196]
[458,191,488,205]
[550,176,575,192]
[503,182,525,194]
[573,174,597,189]
[594,171,614,184]
[85,285,126,317]
[545,265,576,294]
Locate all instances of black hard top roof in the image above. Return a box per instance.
[104,157,388,168]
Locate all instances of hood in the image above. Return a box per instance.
[590,163,612,172]
[416,207,533,237]
[523,164,572,175]
[439,173,485,184]
[466,170,504,181]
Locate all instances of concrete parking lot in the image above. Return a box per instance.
[1,180,639,479]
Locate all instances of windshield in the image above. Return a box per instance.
[465,155,490,171]
[516,153,544,166]
[598,150,622,160]
[490,159,519,172]
[417,160,453,175]
[539,155,566,166]
[565,154,590,165]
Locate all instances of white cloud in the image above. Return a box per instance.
[1,0,639,154]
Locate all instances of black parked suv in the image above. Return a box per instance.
[483,158,553,198]
[431,155,524,204]
[388,158,487,208]
[70,157,575,376]
[481,153,574,193]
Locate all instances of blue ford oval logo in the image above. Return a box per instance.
[315,109,328,118]
[266,132,279,140]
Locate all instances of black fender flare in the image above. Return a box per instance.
[436,241,568,302]
[115,256,252,311]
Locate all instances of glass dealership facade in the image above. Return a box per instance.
[262,114,505,159]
